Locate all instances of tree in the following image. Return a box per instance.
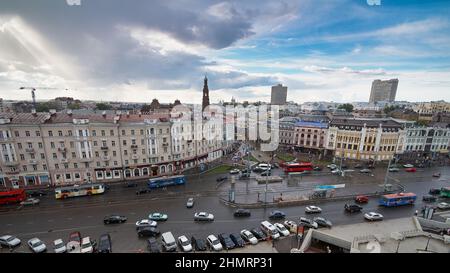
[338,103,354,113]
[96,103,112,111]
[68,103,81,110]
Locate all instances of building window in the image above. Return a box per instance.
[48,131,53,137]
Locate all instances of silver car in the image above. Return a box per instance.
[28,238,46,253]
[186,198,194,208]
[20,198,40,206]
[53,239,67,253]
[194,212,214,221]
[0,235,21,248]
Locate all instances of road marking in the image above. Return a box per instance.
[66,217,73,220]
[47,219,54,222]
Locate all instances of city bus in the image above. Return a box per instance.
[55,184,106,200]
[441,187,450,198]
[379,192,417,207]
[0,189,27,205]
[284,162,313,173]
[148,175,186,189]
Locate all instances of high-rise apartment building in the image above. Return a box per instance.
[271,84,288,105]
[369,79,399,104]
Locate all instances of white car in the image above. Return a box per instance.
[186,198,194,208]
[240,229,258,245]
[80,237,94,253]
[20,198,40,206]
[305,206,322,214]
[331,169,341,175]
[28,238,46,253]
[53,239,67,253]
[135,219,157,229]
[207,235,223,251]
[177,235,193,252]
[327,164,337,170]
[229,169,241,175]
[0,235,21,248]
[194,212,215,221]
[364,212,384,221]
[437,202,450,210]
[283,220,298,233]
[403,164,414,168]
[274,223,290,236]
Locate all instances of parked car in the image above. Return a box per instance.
[331,169,341,175]
[239,173,251,179]
[177,235,193,252]
[344,204,363,213]
[53,239,66,253]
[360,169,371,174]
[147,237,160,253]
[405,168,417,173]
[429,188,441,195]
[186,198,194,208]
[283,220,298,233]
[135,219,157,230]
[355,195,369,204]
[194,212,214,221]
[26,190,47,197]
[27,238,46,253]
[432,173,441,178]
[137,226,160,237]
[234,209,251,217]
[389,167,400,172]
[218,233,235,250]
[124,182,138,188]
[274,223,290,236]
[250,228,267,241]
[136,188,150,195]
[149,212,168,221]
[206,235,223,251]
[191,236,207,251]
[305,206,322,214]
[161,232,177,252]
[269,210,286,220]
[437,202,450,210]
[229,233,245,247]
[364,212,384,221]
[97,233,112,253]
[0,235,21,248]
[298,217,318,229]
[422,195,437,202]
[327,164,337,170]
[229,169,241,175]
[68,231,81,244]
[20,198,40,206]
[216,176,228,182]
[403,164,414,168]
[80,237,95,253]
[240,229,258,245]
[313,217,333,228]
[104,215,127,225]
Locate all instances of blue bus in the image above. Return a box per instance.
[148,175,186,189]
[379,192,417,207]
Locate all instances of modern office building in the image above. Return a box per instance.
[271,84,288,105]
[369,79,399,104]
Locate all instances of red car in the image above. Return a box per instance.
[355,195,369,203]
[405,168,417,173]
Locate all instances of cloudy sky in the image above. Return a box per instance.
[0,0,449,104]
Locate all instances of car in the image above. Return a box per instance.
[355,195,369,203]
[20,198,40,206]
[104,215,127,224]
[53,239,66,253]
[0,235,21,248]
[429,188,441,195]
[250,228,267,241]
[186,198,194,208]
[97,233,112,253]
[177,235,193,252]
[327,164,337,170]
[364,212,384,221]
[191,236,207,251]
[313,217,333,228]
[422,195,437,202]
[206,235,223,251]
[124,182,138,188]
[26,190,47,197]
[269,210,286,220]
[299,217,318,229]
[80,237,95,253]
[405,168,417,173]
[68,231,82,244]
[136,188,150,195]
[239,173,251,179]
[216,176,228,182]
[283,220,298,233]
[234,209,251,217]
[194,212,214,221]
[229,233,245,247]
[149,212,168,221]
[240,229,258,245]
[331,169,341,175]
[360,169,371,173]
[229,169,241,175]
[432,173,441,178]
[305,206,322,214]
[147,237,160,253]
[388,167,400,172]
[137,226,161,237]
[403,164,414,168]
[27,238,46,253]
[218,233,235,250]
[344,204,363,213]
[437,202,450,210]
[313,166,322,171]
[135,219,157,230]
[274,223,290,236]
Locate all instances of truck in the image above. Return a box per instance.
[148,175,186,189]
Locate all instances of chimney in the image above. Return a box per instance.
[126,111,130,118]
[67,109,73,116]
[102,111,107,117]
[31,109,37,116]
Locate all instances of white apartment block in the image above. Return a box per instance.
[398,126,450,155]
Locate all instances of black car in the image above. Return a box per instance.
[216,176,228,182]
[250,228,267,241]
[97,233,112,253]
[26,190,47,197]
[229,233,245,248]
[422,195,437,202]
[103,215,127,225]
[124,182,138,188]
[234,209,251,217]
[218,233,235,250]
[344,204,363,213]
[269,210,286,220]
[136,188,150,195]
[137,227,160,237]
[191,236,207,251]
[429,188,441,195]
[147,237,161,253]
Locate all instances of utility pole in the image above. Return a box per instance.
[383,156,394,192]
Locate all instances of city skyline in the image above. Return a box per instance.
[0,0,449,104]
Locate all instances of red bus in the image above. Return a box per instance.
[0,189,27,205]
[284,162,313,173]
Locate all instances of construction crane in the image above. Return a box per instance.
[19,87,68,111]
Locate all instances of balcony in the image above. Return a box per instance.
[101,146,109,150]
[80,157,93,162]
[102,156,111,161]
[25,148,35,153]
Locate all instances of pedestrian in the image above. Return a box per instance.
[414,210,418,216]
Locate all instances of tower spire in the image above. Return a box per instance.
[202,75,210,111]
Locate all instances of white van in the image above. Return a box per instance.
[161,232,177,252]
[260,221,280,239]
